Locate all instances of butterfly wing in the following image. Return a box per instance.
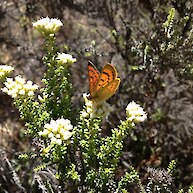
[96,64,118,91]
[88,62,120,103]
[88,61,100,97]
[94,63,120,102]
[95,78,120,102]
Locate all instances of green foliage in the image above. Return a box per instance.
[188,186,193,193]
[1,2,193,192]
[42,35,74,120]
[42,66,73,119]
[11,35,74,137]
[90,2,193,190]
[118,167,142,191]
[66,164,80,181]
[1,33,146,191]
[151,108,166,122]
[34,163,48,172]
[15,97,50,135]
[163,8,175,38]
[167,160,177,175]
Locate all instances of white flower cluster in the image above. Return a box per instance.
[83,93,113,119]
[56,53,76,68]
[33,17,63,35]
[126,101,147,124]
[39,118,73,145]
[0,65,14,79]
[1,76,38,98]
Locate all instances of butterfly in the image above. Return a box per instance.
[88,61,120,104]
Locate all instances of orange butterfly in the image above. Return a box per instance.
[88,61,120,104]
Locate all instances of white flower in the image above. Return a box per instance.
[15,76,25,84]
[83,93,113,119]
[126,101,147,123]
[0,65,14,79]
[33,17,63,35]
[56,53,76,68]
[1,76,38,98]
[39,118,73,145]
[38,93,48,103]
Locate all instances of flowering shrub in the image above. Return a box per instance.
[0,65,14,80]
[83,93,113,118]
[56,53,77,68]
[1,15,192,193]
[33,17,63,35]
[39,118,73,145]
[126,101,147,124]
[2,76,38,98]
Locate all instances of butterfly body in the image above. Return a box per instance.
[88,61,120,104]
